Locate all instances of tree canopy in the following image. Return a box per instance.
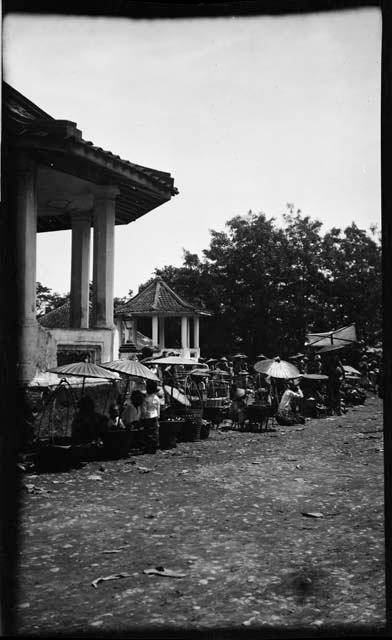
[141,206,381,358]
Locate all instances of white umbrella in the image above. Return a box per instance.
[144,356,198,366]
[254,356,300,380]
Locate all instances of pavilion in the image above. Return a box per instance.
[115,277,211,359]
[4,83,177,384]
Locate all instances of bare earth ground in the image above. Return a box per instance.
[16,395,385,635]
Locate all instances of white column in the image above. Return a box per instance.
[92,185,119,328]
[152,315,159,346]
[181,316,188,349]
[16,153,38,383]
[193,316,200,350]
[70,213,91,328]
[159,316,165,348]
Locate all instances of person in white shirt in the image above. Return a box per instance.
[276,380,305,425]
[141,380,161,453]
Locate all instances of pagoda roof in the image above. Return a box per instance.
[116,277,210,317]
[4,83,178,232]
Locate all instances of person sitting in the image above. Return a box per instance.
[71,396,108,444]
[276,381,305,426]
[107,403,126,430]
[122,390,145,429]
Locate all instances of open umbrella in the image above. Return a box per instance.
[343,365,361,377]
[190,368,212,377]
[254,356,300,379]
[301,373,329,381]
[231,353,248,359]
[144,356,199,366]
[48,361,119,394]
[101,359,160,382]
[101,359,160,410]
[289,353,305,360]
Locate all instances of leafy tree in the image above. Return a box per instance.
[138,208,381,359]
[36,282,69,316]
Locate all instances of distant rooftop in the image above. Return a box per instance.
[116,277,211,317]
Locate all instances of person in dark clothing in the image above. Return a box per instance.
[326,355,345,415]
[71,396,108,444]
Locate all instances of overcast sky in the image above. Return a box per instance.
[4,9,381,298]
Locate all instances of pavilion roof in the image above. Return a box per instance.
[116,277,210,317]
[4,82,178,232]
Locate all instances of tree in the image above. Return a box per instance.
[36,282,69,316]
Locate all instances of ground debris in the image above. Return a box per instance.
[91,572,132,588]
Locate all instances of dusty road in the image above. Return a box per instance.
[16,395,385,635]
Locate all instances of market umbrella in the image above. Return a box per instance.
[190,368,212,377]
[305,323,357,350]
[256,354,267,360]
[231,353,248,359]
[254,356,300,380]
[163,385,191,407]
[301,373,329,381]
[101,359,160,382]
[48,361,119,394]
[343,365,361,377]
[289,353,305,360]
[145,356,198,366]
[101,359,160,409]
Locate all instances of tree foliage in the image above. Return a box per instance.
[141,206,381,358]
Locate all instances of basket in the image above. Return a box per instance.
[178,417,202,442]
[159,420,184,450]
[35,437,75,472]
[101,430,134,459]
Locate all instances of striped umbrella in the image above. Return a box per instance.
[254,356,300,380]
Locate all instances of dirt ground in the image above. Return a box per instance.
[16,395,385,636]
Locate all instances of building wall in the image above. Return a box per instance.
[39,326,115,369]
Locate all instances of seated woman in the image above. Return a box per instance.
[276,381,305,426]
[71,396,108,444]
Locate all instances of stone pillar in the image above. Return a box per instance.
[159,316,165,348]
[92,185,119,328]
[16,154,38,383]
[70,213,91,328]
[193,316,200,350]
[152,315,159,346]
[181,316,188,349]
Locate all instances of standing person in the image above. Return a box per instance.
[359,355,370,389]
[141,380,161,454]
[276,380,305,426]
[326,355,345,415]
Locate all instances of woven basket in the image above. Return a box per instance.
[178,417,202,442]
[159,420,184,450]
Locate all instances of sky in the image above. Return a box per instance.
[3,9,381,298]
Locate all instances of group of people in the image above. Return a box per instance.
[71,380,162,454]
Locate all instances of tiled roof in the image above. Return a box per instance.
[116,277,209,316]
[38,301,158,349]
[4,83,178,232]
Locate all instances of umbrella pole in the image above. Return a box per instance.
[82,376,86,396]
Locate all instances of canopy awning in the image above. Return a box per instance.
[305,324,357,349]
